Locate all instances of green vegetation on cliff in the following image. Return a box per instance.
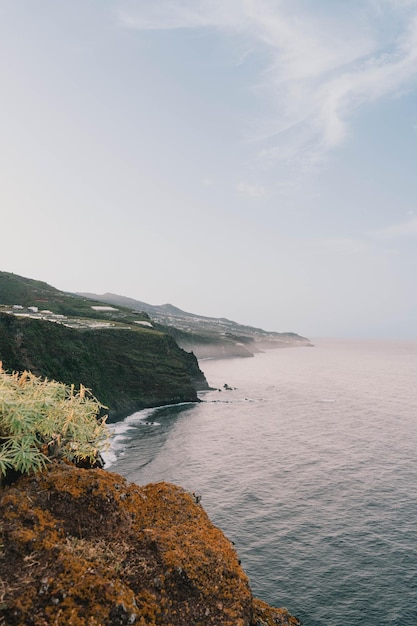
[0,313,206,420]
[0,271,150,322]
[0,272,208,419]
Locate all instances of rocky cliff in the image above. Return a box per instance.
[0,463,301,626]
[0,313,208,421]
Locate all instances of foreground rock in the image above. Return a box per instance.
[0,464,301,625]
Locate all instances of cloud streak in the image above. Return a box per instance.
[373,216,417,239]
[236,180,266,198]
[119,1,417,168]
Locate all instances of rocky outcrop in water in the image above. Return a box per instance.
[0,463,301,626]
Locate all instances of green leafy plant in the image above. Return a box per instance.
[0,363,109,478]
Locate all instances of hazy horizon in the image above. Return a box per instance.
[1,2,417,340]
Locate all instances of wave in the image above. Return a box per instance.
[102,408,158,467]
[102,402,197,468]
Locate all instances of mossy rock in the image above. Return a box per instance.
[0,464,301,626]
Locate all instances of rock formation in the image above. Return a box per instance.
[0,463,301,626]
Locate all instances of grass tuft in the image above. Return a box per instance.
[0,362,109,477]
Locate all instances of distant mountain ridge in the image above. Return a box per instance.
[79,292,312,359]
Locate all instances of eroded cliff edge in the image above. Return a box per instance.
[0,313,208,421]
[0,463,301,626]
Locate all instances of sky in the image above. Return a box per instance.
[1,1,417,339]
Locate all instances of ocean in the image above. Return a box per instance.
[104,339,417,625]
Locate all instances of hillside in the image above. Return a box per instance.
[0,272,208,419]
[0,271,151,324]
[79,292,312,359]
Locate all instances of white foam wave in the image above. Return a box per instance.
[102,402,197,468]
[103,408,159,468]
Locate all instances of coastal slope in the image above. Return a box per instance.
[79,292,312,359]
[0,271,209,420]
[0,313,207,421]
[0,463,301,626]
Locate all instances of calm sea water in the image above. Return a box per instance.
[104,340,417,625]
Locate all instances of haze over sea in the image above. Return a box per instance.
[105,340,417,625]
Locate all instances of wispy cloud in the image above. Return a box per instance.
[236,180,266,198]
[318,236,373,257]
[119,1,220,30]
[119,1,417,168]
[373,216,417,239]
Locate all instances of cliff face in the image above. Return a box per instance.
[0,463,301,626]
[0,313,208,420]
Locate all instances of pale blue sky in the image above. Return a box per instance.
[1,1,417,338]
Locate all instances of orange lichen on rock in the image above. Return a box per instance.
[0,463,301,626]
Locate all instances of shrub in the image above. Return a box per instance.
[0,363,109,478]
